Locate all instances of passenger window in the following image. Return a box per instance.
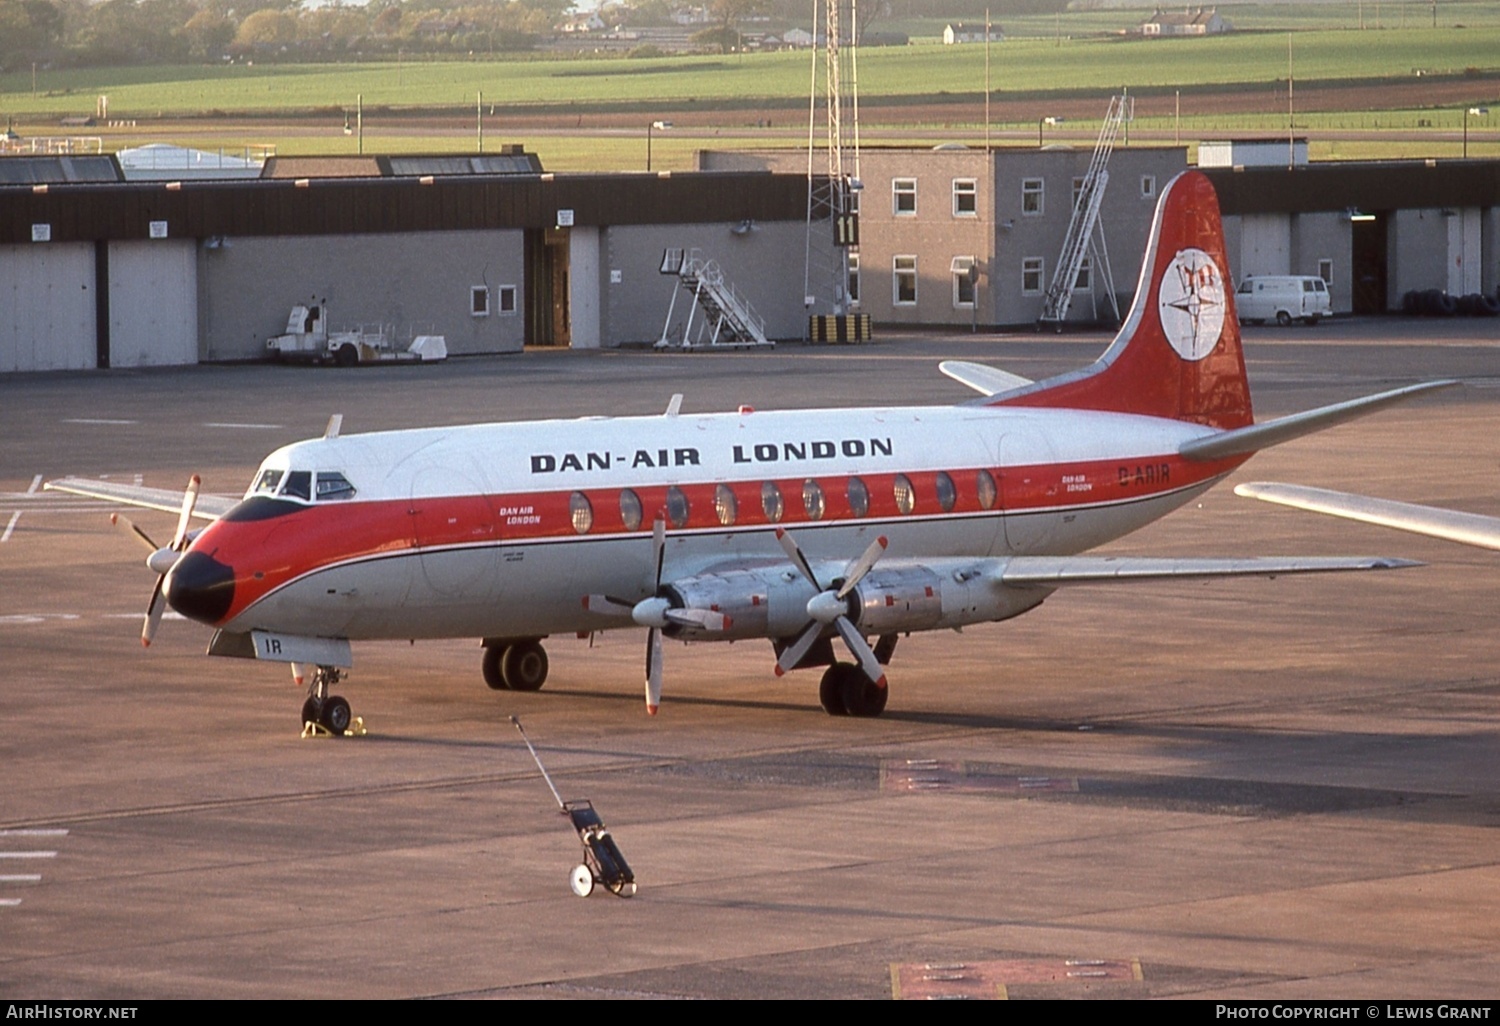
[315,472,357,501]
[976,469,997,511]
[665,486,689,530]
[714,484,737,526]
[847,477,870,518]
[935,471,957,512]
[803,480,825,520]
[254,469,284,495]
[281,470,311,501]
[893,474,915,515]
[761,481,784,523]
[569,492,594,534]
[619,488,643,531]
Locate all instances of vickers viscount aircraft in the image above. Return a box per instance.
[49,172,1453,732]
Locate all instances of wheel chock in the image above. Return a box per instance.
[300,717,368,739]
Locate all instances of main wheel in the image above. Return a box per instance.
[481,644,510,690]
[502,640,548,692]
[334,343,359,367]
[819,664,851,716]
[840,667,889,718]
[570,864,595,898]
[1303,315,1320,326]
[610,880,637,898]
[1275,310,1292,327]
[320,695,352,734]
[300,696,321,726]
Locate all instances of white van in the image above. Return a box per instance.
[1235,275,1332,326]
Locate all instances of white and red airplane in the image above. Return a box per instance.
[49,171,1453,732]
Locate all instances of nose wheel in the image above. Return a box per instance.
[301,665,354,735]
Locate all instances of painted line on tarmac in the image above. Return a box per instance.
[0,899,22,907]
[0,852,57,860]
[63,418,137,425]
[1,512,18,543]
[0,830,69,837]
[203,422,283,430]
[26,475,42,494]
[0,875,42,884]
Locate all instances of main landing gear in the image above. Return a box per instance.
[818,662,889,718]
[481,638,549,692]
[301,665,353,735]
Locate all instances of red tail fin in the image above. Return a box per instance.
[995,170,1252,431]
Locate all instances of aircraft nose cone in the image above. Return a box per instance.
[164,551,236,625]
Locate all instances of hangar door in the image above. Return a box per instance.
[108,240,198,367]
[0,242,96,372]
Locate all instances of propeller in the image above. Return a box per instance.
[112,475,201,647]
[583,515,730,715]
[773,528,889,687]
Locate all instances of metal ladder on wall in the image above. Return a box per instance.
[657,248,772,349]
[1038,94,1128,331]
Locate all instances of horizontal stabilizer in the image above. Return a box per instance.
[997,553,1420,587]
[1180,380,1458,462]
[44,477,237,520]
[1235,482,1500,552]
[939,361,1033,398]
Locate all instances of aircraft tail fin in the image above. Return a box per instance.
[992,170,1252,431]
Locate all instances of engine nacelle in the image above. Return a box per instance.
[847,567,946,635]
[663,567,817,641]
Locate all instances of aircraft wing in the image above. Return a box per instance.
[44,477,237,521]
[1235,482,1500,552]
[1179,380,1459,461]
[996,553,1420,586]
[939,360,1033,398]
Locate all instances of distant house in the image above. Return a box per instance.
[560,12,606,34]
[1140,8,1231,36]
[943,22,1003,45]
[781,27,815,48]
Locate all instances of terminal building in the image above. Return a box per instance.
[2,143,1497,374]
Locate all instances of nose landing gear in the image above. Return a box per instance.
[299,665,361,736]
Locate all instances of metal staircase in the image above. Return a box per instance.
[657,248,772,349]
[1038,94,1128,330]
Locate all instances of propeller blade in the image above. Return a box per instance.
[775,527,822,590]
[774,620,824,677]
[664,607,732,632]
[836,535,889,599]
[142,576,167,647]
[833,617,887,689]
[651,514,666,590]
[170,475,201,552]
[110,513,159,555]
[645,627,663,715]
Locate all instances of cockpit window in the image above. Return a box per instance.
[281,470,312,501]
[253,469,284,495]
[315,471,357,501]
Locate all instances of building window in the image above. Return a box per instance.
[1141,175,1157,199]
[952,178,977,217]
[847,252,861,305]
[1021,178,1044,216]
[952,256,977,308]
[892,177,917,216]
[470,286,489,317]
[893,255,918,306]
[497,285,517,315]
[1318,259,1333,285]
[1022,257,1044,295]
[1074,256,1092,292]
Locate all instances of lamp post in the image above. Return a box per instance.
[647,119,672,172]
[1038,116,1062,148]
[1464,107,1488,158]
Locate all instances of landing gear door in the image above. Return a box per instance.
[999,424,1058,553]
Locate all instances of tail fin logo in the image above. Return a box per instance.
[1158,247,1227,362]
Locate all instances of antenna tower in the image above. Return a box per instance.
[804,0,859,319]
